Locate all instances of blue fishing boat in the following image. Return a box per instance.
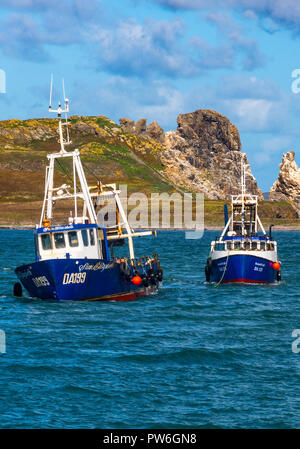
[205,160,281,284]
[14,84,162,301]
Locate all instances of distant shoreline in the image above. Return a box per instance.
[1,225,300,231]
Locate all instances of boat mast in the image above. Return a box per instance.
[239,155,266,237]
[38,78,140,259]
[48,75,71,154]
[40,77,98,226]
[241,158,245,236]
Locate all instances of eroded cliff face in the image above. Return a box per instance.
[164,110,262,199]
[164,110,244,198]
[119,118,165,143]
[270,151,300,206]
[120,110,262,199]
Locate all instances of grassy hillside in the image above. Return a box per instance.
[0,115,175,226]
[0,116,173,200]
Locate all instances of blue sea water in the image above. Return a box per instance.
[0,229,300,429]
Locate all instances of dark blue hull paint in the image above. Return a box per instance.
[209,254,278,284]
[15,258,160,301]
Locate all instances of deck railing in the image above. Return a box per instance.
[211,240,277,252]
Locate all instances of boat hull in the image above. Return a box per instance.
[15,258,161,301]
[208,252,279,284]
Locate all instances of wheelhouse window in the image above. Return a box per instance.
[234,241,241,250]
[252,241,257,250]
[245,241,251,250]
[81,229,89,247]
[54,232,66,249]
[89,229,95,246]
[68,231,79,247]
[41,233,52,250]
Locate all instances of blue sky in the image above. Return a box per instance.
[1,0,300,191]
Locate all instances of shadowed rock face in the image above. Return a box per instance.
[119,118,165,143]
[161,109,262,199]
[177,109,241,152]
[270,151,300,207]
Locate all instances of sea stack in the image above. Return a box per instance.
[270,151,300,206]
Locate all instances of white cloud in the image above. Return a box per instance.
[230,98,273,131]
[261,136,292,152]
[205,11,265,70]
[154,0,300,30]
[191,37,235,69]
[252,136,293,168]
[89,18,201,78]
[71,76,185,130]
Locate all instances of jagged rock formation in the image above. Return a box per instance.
[161,110,262,199]
[270,151,300,213]
[120,110,262,199]
[119,118,135,134]
[147,121,165,143]
[119,118,165,143]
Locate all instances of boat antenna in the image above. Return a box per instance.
[241,154,247,236]
[62,78,71,145]
[62,78,66,103]
[48,75,71,153]
[49,73,53,110]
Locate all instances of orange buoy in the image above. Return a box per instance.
[131,275,142,285]
[273,262,280,270]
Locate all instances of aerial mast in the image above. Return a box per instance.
[48,75,71,153]
[241,155,246,235]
